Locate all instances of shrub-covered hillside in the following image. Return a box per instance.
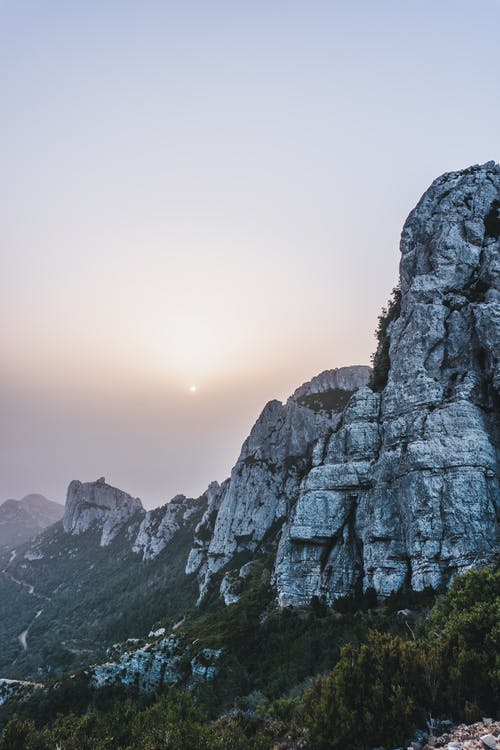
[1,566,498,750]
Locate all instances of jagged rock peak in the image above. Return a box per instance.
[186,367,372,601]
[63,478,144,547]
[274,161,500,606]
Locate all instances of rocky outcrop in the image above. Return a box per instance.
[92,635,184,690]
[186,367,371,600]
[92,635,221,691]
[63,477,144,547]
[275,162,500,606]
[185,480,227,582]
[133,494,205,561]
[0,678,42,707]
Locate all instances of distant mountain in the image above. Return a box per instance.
[0,494,63,549]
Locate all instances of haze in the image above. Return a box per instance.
[2,1,499,508]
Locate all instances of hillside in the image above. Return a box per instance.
[0,495,63,549]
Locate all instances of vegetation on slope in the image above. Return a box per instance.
[0,517,202,679]
[1,565,498,749]
[295,388,355,413]
[370,284,402,392]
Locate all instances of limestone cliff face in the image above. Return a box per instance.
[63,477,144,546]
[186,367,371,600]
[274,162,500,605]
[133,494,205,561]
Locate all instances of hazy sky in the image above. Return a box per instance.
[2,1,499,508]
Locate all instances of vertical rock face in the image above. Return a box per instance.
[186,367,371,600]
[63,477,144,546]
[133,494,205,561]
[275,162,500,605]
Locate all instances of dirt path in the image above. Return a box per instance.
[1,549,50,652]
[18,609,43,651]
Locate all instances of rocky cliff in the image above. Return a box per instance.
[1,163,499,701]
[133,494,206,561]
[275,161,500,605]
[62,477,144,546]
[36,164,500,609]
[186,366,371,600]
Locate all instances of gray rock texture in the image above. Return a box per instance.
[133,494,204,561]
[0,678,42,707]
[92,635,221,691]
[275,161,500,605]
[92,635,185,690]
[63,477,144,547]
[186,367,371,600]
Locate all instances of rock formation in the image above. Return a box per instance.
[275,161,500,605]
[62,477,144,546]
[186,366,371,600]
[133,494,205,561]
[25,164,500,615]
[92,635,221,691]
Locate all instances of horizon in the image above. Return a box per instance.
[4,361,372,508]
[2,1,500,508]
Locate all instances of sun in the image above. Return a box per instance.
[188,385,198,393]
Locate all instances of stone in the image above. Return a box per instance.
[91,636,222,691]
[480,735,497,750]
[185,367,371,601]
[220,572,241,605]
[63,478,144,546]
[274,162,500,606]
[0,678,42,707]
[132,494,204,560]
[92,635,185,691]
[190,648,222,681]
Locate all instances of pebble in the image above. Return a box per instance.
[480,735,497,750]
[422,721,500,750]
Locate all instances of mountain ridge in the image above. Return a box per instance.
[0,163,497,710]
[0,494,63,549]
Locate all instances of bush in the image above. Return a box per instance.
[302,632,425,750]
[370,285,402,391]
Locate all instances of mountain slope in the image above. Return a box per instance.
[186,366,371,601]
[0,369,370,680]
[0,163,498,710]
[0,482,205,679]
[0,495,63,549]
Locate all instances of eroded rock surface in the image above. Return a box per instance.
[133,494,205,561]
[63,477,144,547]
[91,635,221,691]
[186,367,371,600]
[275,162,500,605]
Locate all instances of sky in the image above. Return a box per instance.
[1,1,499,508]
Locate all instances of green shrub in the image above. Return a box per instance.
[370,285,402,392]
[302,631,425,750]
